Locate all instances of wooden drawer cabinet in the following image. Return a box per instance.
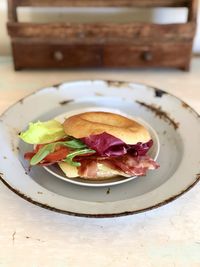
[7,0,197,70]
[12,43,192,70]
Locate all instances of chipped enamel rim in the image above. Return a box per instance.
[44,107,160,187]
[0,80,200,218]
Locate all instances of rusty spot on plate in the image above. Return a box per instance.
[136,101,179,130]
[154,88,167,98]
[59,99,74,105]
[28,166,32,172]
[180,100,199,118]
[11,142,15,152]
[106,188,110,194]
[106,80,129,88]
[53,82,62,88]
[182,101,191,109]
[37,191,43,194]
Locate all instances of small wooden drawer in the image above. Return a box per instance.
[12,43,103,69]
[103,44,192,69]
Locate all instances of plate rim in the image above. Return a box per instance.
[0,79,200,218]
[0,173,199,218]
[1,79,200,120]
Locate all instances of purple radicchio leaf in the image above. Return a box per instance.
[81,132,153,157]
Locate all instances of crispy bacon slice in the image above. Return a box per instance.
[78,154,159,178]
[78,160,98,178]
[106,155,159,176]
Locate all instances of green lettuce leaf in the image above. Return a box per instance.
[61,139,87,149]
[19,120,66,144]
[63,149,96,166]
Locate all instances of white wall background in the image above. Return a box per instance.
[0,0,200,55]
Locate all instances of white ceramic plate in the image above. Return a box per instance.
[44,107,160,187]
[0,80,199,217]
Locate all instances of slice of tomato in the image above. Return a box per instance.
[35,144,69,163]
[24,145,69,165]
[24,145,45,161]
[44,147,69,163]
[24,152,36,160]
[35,144,44,152]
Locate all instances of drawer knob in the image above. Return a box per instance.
[141,51,153,61]
[53,51,64,61]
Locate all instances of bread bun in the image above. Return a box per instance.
[63,111,151,144]
[58,161,130,180]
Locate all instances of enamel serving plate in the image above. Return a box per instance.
[0,80,199,217]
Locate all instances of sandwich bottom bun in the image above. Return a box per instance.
[58,162,130,180]
[63,111,151,144]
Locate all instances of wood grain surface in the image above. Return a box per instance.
[12,0,192,8]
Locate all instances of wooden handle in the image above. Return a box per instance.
[53,51,64,61]
[141,51,153,61]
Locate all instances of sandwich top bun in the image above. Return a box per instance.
[63,111,151,144]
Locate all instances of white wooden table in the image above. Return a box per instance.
[0,57,200,267]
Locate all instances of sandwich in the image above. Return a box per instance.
[19,111,159,180]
